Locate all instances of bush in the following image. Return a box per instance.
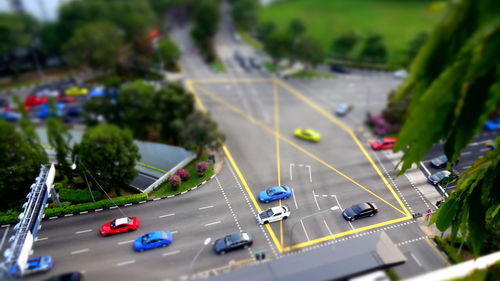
[176,169,190,181]
[0,209,21,225]
[434,236,463,264]
[168,175,181,190]
[44,193,148,217]
[58,188,103,204]
[197,162,208,177]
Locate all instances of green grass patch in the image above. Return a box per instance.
[433,236,464,264]
[211,62,226,73]
[264,62,277,73]
[238,30,263,50]
[260,0,445,66]
[150,154,214,198]
[289,69,334,79]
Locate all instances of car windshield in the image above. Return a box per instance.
[376,139,384,145]
[266,189,274,196]
[261,209,274,218]
[142,234,150,243]
[352,204,366,213]
[224,236,233,246]
[438,155,447,162]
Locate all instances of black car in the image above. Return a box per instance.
[213,232,253,255]
[428,170,458,186]
[342,202,378,222]
[249,57,262,69]
[44,272,82,281]
[330,65,350,74]
[430,155,448,168]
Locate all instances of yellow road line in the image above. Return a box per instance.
[273,80,284,247]
[186,79,206,112]
[190,78,272,83]
[194,83,408,217]
[283,216,411,251]
[424,237,451,265]
[276,79,411,217]
[421,225,434,236]
[222,144,283,253]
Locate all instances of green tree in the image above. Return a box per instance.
[178,111,225,155]
[332,31,360,58]
[359,34,387,63]
[256,21,276,43]
[389,0,500,256]
[263,32,291,64]
[46,99,72,179]
[12,97,46,158]
[0,121,47,210]
[63,21,124,69]
[191,0,220,62]
[406,32,428,66]
[231,0,260,32]
[288,18,306,38]
[296,36,325,69]
[76,124,139,195]
[158,37,181,70]
[118,81,158,140]
[118,33,156,75]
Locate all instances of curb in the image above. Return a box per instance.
[0,174,216,227]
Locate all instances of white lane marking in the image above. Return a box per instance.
[162,250,181,256]
[117,240,134,245]
[291,188,299,209]
[71,248,89,255]
[461,151,472,155]
[306,165,312,182]
[198,205,214,210]
[464,166,471,169]
[298,164,303,167]
[75,229,92,234]
[0,226,9,250]
[323,219,333,236]
[290,163,294,180]
[419,162,432,176]
[322,195,327,197]
[410,253,423,267]
[332,195,354,230]
[35,237,48,242]
[171,231,178,234]
[312,190,320,211]
[479,148,490,152]
[159,213,175,218]
[116,260,135,267]
[300,219,310,241]
[205,221,221,227]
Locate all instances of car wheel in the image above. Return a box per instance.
[283,196,288,200]
[139,249,144,252]
[349,217,355,222]
[370,213,374,217]
[265,200,269,203]
[283,216,288,220]
[263,221,269,225]
[244,244,249,249]
[162,243,167,247]
[219,251,226,255]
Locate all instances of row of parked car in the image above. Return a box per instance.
[233,51,262,71]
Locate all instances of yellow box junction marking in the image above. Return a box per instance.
[272,79,284,248]
[188,79,413,252]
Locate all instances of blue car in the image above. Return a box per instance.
[134,231,173,252]
[259,185,292,203]
[24,256,53,275]
[484,118,500,131]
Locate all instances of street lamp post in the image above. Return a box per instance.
[289,206,339,246]
[188,237,211,280]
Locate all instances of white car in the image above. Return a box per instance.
[257,205,290,225]
[393,69,408,79]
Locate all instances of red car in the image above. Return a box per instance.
[24,95,48,107]
[370,137,397,150]
[100,217,139,236]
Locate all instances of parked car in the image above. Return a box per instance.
[233,50,243,61]
[393,69,408,79]
[0,109,21,122]
[335,104,353,117]
[23,256,53,276]
[24,95,48,107]
[430,155,448,169]
[259,185,292,203]
[213,232,253,255]
[428,170,458,186]
[484,118,500,131]
[330,65,350,74]
[100,217,139,236]
[134,231,173,252]
[342,202,378,222]
[65,86,88,96]
[43,272,82,281]
[370,137,397,150]
[257,205,290,225]
[249,57,262,69]
[294,128,321,142]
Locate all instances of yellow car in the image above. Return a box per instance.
[65,86,88,96]
[294,128,321,142]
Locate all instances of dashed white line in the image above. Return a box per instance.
[306,165,312,183]
[159,213,175,218]
[479,148,490,152]
[116,260,135,267]
[461,151,472,155]
[312,190,320,211]
[75,229,92,234]
[36,237,48,242]
[117,240,134,245]
[204,221,222,227]
[411,253,423,267]
[323,219,333,236]
[71,248,89,255]
[162,250,181,256]
[199,205,214,210]
[300,219,310,241]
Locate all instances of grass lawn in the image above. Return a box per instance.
[289,69,334,79]
[150,154,214,198]
[260,0,446,65]
[211,62,226,73]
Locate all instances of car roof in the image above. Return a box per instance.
[382,137,397,142]
[114,217,129,226]
[269,206,284,213]
[353,202,371,210]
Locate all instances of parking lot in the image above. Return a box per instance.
[190,78,413,252]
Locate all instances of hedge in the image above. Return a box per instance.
[44,193,148,217]
[58,188,103,204]
[327,58,399,71]
[0,214,20,225]
[434,236,464,264]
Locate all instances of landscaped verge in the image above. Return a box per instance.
[289,70,335,79]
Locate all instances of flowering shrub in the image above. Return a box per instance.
[197,162,209,177]
[168,175,181,189]
[176,168,190,181]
